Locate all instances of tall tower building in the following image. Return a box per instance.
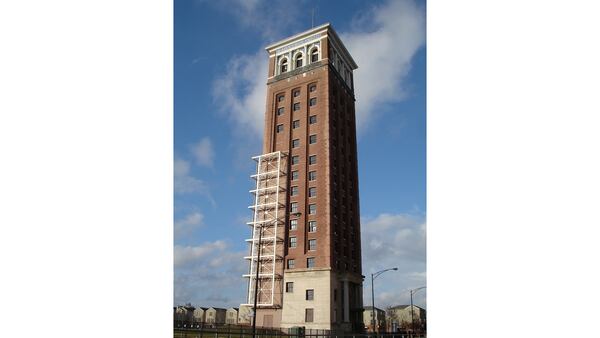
[241,23,363,332]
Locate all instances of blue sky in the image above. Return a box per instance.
[174,0,426,310]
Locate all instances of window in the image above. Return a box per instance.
[309,98,317,106]
[278,94,285,102]
[308,171,316,181]
[293,120,300,128]
[307,257,315,268]
[290,186,299,196]
[276,124,283,133]
[293,103,300,111]
[309,115,317,124]
[290,219,298,230]
[309,84,317,92]
[334,289,337,301]
[308,239,316,251]
[305,308,314,322]
[306,289,314,300]
[292,170,299,180]
[293,89,300,97]
[277,107,284,116]
[287,259,295,269]
[308,187,316,198]
[308,221,316,232]
[295,53,303,68]
[309,155,317,165]
[308,204,316,215]
[286,282,294,293]
[290,202,298,213]
[310,48,319,63]
[291,156,299,165]
[292,139,300,148]
[289,237,297,248]
[280,59,288,73]
[309,134,317,144]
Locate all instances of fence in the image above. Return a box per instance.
[173,324,425,338]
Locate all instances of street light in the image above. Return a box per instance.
[251,225,263,338]
[371,268,398,334]
[410,286,426,335]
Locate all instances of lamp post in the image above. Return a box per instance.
[410,286,426,336]
[251,226,263,338]
[370,268,398,334]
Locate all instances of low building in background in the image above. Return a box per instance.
[226,307,239,324]
[205,307,227,325]
[363,306,386,332]
[193,307,208,323]
[386,305,426,332]
[174,303,196,323]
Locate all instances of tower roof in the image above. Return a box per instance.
[265,23,358,70]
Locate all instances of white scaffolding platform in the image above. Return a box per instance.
[242,151,286,308]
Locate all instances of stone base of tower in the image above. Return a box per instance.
[280,268,363,332]
[238,305,283,328]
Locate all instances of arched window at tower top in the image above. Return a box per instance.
[310,48,319,63]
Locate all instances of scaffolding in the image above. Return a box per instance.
[242,151,286,308]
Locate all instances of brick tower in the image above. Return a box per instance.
[241,23,363,333]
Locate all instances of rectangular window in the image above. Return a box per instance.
[305,309,314,322]
[309,155,316,165]
[309,134,317,144]
[291,156,299,165]
[277,107,284,116]
[309,98,317,106]
[308,221,316,232]
[309,84,317,92]
[306,289,314,300]
[293,89,300,97]
[292,170,299,180]
[276,124,283,133]
[293,120,300,128]
[293,103,300,111]
[308,204,316,214]
[292,139,300,148]
[308,187,316,197]
[287,259,295,269]
[278,94,285,102]
[290,186,299,196]
[290,202,298,213]
[286,282,294,293]
[290,219,297,230]
[308,171,316,181]
[308,239,316,251]
[307,257,315,268]
[289,237,297,248]
[309,115,317,124]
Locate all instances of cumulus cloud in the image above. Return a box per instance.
[174,239,248,307]
[174,211,204,238]
[190,137,215,168]
[212,0,425,139]
[342,0,425,131]
[361,213,427,309]
[212,49,268,138]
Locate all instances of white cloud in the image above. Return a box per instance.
[361,212,427,309]
[190,137,214,168]
[174,158,208,193]
[174,211,204,238]
[342,0,426,131]
[212,49,268,138]
[212,0,425,140]
[174,238,248,307]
